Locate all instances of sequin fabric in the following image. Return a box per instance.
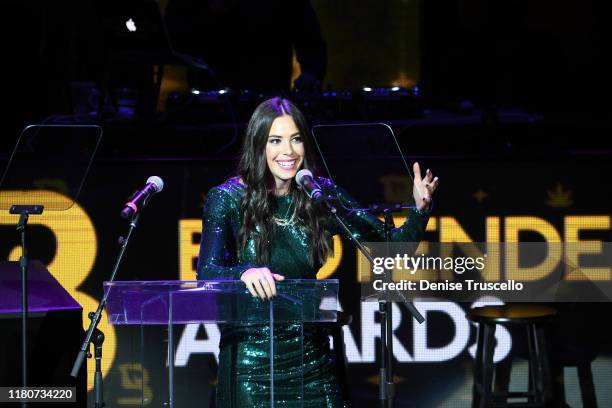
[197,177,429,407]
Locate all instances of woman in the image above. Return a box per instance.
[197,97,438,407]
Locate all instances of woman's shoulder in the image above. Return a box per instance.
[206,177,245,206]
[216,177,245,193]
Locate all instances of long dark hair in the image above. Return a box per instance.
[237,97,332,267]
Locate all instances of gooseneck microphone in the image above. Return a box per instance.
[120,176,164,219]
[295,169,324,201]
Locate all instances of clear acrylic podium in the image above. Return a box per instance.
[104,279,339,407]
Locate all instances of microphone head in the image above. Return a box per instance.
[295,169,313,185]
[146,176,164,193]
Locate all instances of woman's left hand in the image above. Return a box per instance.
[412,162,439,212]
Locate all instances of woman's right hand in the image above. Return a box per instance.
[240,267,285,300]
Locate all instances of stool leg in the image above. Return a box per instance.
[535,325,553,405]
[527,324,541,403]
[481,324,497,408]
[494,355,512,404]
[577,362,598,408]
[548,351,567,408]
[473,324,486,408]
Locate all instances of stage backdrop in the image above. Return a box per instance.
[1,121,611,407]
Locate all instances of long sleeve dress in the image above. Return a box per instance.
[197,177,429,407]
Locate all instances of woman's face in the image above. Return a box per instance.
[265,115,305,191]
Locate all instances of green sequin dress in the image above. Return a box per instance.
[197,177,429,407]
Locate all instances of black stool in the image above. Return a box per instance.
[467,305,557,408]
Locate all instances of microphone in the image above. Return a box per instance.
[120,176,164,219]
[295,169,324,201]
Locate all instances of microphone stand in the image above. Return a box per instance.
[9,204,44,408]
[321,199,425,408]
[70,213,141,408]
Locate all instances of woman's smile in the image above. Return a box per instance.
[275,159,298,170]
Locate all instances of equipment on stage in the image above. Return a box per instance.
[101,0,197,66]
[120,175,165,219]
[103,279,338,407]
[71,176,163,408]
[308,123,426,408]
[98,0,212,119]
[0,125,102,407]
[295,169,325,201]
[165,86,424,124]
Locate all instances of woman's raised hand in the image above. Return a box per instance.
[240,267,285,300]
[412,162,439,212]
